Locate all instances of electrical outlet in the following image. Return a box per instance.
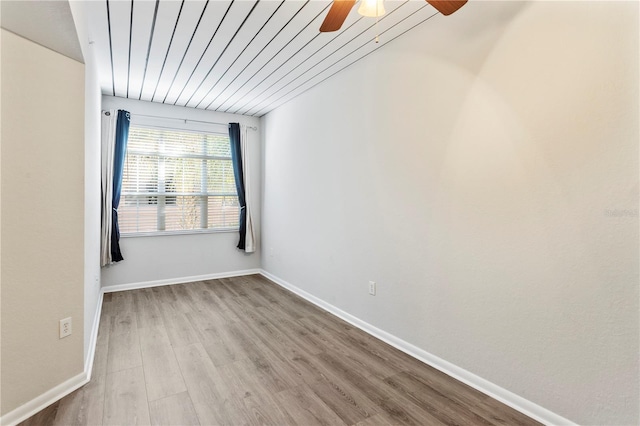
[59,317,72,339]
[368,281,376,296]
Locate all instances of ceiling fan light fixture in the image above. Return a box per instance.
[358,0,385,18]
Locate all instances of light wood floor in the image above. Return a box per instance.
[20,274,539,426]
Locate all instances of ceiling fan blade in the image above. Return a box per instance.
[320,0,356,32]
[426,0,468,15]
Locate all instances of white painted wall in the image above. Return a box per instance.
[69,0,103,367]
[1,29,85,415]
[101,96,261,287]
[261,2,639,425]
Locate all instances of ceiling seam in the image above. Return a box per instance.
[162,0,211,103]
[139,0,160,101]
[126,0,134,98]
[174,0,236,106]
[106,0,115,96]
[150,0,186,102]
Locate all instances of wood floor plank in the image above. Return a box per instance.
[256,305,326,355]
[275,384,348,426]
[252,353,310,393]
[252,285,308,319]
[232,274,264,291]
[133,288,164,329]
[272,346,382,420]
[109,312,136,336]
[166,283,197,314]
[149,284,177,303]
[252,274,326,316]
[206,283,253,322]
[174,343,250,425]
[105,291,134,317]
[138,325,187,401]
[229,313,332,387]
[161,311,200,348]
[399,367,538,425]
[308,375,379,425]
[331,320,433,378]
[296,316,351,354]
[240,393,297,426]
[217,358,297,425]
[216,358,263,399]
[232,282,267,308]
[220,320,304,392]
[103,366,150,425]
[383,371,495,425]
[300,314,435,383]
[217,277,251,298]
[151,285,190,321]
[188,312,248,366]
[354,413,397,425]
[203,278,237,300]
[106,327,142,373]
[315,351,447,425]
[148,392,200,426]
[184,281,236,320]
[243,305,311,354]
[299,316,403,381]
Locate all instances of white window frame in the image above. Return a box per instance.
[121,116,238,237]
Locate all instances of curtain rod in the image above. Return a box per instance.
[133,113,258,131]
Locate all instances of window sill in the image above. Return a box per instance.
[121,228,238,238]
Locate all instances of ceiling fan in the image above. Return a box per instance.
[320,0,468,32]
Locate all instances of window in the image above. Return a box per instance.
[119,125,239,235]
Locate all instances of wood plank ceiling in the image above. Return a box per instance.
[87,0,440,117]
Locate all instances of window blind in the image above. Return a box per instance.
[119,126,239,235]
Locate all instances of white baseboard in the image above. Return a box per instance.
[101,268,262,293]
[85,291,104,379]
[0,372,89,426]
[259,269,575,426]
